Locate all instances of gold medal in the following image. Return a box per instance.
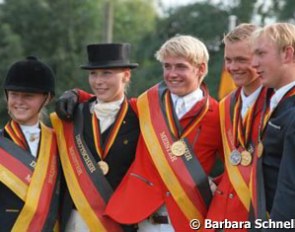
[98,160,109,175]
[240,150,252,166]
[171,140,186,156]
[229,150,242,165]
[256,142,264,158]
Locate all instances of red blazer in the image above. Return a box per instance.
[205,171,249,232]
[105,96,223,232]
[205,88,268,232]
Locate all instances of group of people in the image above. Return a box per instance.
[1,21,295,232]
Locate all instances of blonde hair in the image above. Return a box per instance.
[155,35,209,81]
[223,23,260,44]
[252,22,295,52]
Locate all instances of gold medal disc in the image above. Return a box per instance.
[171,140,186,156]
[256,142,264,158]
[98,160,109,175]
[241,150,252,166]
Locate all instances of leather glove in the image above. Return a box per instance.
[55,89,78,121]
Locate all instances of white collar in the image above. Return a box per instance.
[240,86,263,118]
[171,88,203,118]
[20,122,40,134]
[270,81,295,111]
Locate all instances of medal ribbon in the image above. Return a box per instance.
[232,90,256,150]
[137,82,211,224]
[250,87,295,220]
[220,87,268,211]
[92,98,128,160]
[164,85,209,139]
[51,111,123,232]
[0,123,60,232]
[4,120,29,151]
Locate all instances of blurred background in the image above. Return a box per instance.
[0,0,295,125]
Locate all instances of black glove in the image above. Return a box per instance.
[55,89,79,121]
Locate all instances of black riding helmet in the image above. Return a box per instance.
[3,56,55,96]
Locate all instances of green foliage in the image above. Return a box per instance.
[0,0,157,125]
[132,2,229,99]
[0,22,24,124]
[1,0,295,126]
[276,0,295,21]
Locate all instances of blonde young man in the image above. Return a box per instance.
[251,22,295,225]
[204,24,274,231]
[105,35,223,232]
[0,56,60,231]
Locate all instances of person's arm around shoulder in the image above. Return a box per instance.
[55,88,94,120]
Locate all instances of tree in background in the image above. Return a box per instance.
[132,2,230,97]
[0,0,157,125]
[0,0,295,126]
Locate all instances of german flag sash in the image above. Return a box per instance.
[0,122,60,232]
[51,105,123,232]
[137,82,211,224]
[250,87,295,221]
[219,87,269,213]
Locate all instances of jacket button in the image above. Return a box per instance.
[229,193,234,199]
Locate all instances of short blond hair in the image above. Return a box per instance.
[223,23,260,44]
[252,22,295,52]
[155,35,209,81]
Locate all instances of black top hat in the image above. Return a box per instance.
[80,43,138,70]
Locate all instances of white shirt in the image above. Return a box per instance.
[171,88,204,119]
[270,81,295,112]
[240,86,263,119]
[20,123,40,158]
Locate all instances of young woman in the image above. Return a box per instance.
[51,43,140,232]
[0,56,60,232]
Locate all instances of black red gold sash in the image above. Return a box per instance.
[219,87,268,212]
[163,87,209,139]
[92,99,128,160]
[137,82,211,223]
[4,120,29,151]
[51,105,123,232]
[0,122,60,232]
[250,86,295,220]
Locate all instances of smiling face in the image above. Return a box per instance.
[7,91,48,125]
[88,68,131,102]
[224,39,260,94]
[162,56,205,97]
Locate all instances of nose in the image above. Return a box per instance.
[226,61,238,73]
[92,75,104,85]
[251,56,259,69]
[164,67,178,78]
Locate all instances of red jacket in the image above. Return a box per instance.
[105,94,223,232]
[205,87,268,232]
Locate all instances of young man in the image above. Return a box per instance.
[51,43,140,232]
[105,35,223,232]
[204,24,271,231]
[251,22,295,223]
[0,56,60,231]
